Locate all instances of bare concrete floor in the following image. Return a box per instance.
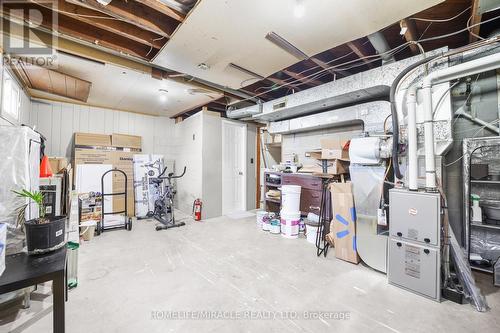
[1,212,500,333]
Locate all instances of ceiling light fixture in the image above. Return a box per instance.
[228,63,264,79]
[265,31,309,61]
[96,0,113,5]
[197,63,210,70]
[294,0,305,18]
[159,88,168,103]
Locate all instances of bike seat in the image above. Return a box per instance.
[151,178,163,184]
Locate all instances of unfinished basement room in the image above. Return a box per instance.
[1,0,500,332]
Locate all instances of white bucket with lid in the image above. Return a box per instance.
[280,185,301,213]
[305,221,320,244]
[280,211,300,239]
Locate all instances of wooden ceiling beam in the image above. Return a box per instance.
[282,69,324,87]
[400,19,419,55]
[138,0,185,22]
[47,0,165,49]
[469,0,482,43]
[65,0,177,37]
[346,41,374,69]
[267,77,301,92]
[2,3,153,59]
[310,57,350,78]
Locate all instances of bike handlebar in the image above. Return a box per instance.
[158,166,168,178]
[170,166,187,179]
[158,166,186,180]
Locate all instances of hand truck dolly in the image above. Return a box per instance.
[96,168,133,235]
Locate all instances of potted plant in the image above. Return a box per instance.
[13,189,66,255]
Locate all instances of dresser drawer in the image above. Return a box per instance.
[300,189,322,214]
[281,174,322,191]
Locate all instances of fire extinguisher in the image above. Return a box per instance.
[193,199,202,221]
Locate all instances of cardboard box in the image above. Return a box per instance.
[112,134,142,149]
[79,192,102,222]
[329,182,359,264]
[300,159,349,175]
[321,138,349,160]
[49,157,69,174]
[74,132,112,147]
[74,148,135,216]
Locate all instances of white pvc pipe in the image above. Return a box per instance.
[421,52,500,191]
[407,85,418,191]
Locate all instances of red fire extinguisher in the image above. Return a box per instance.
[193,199,202,221]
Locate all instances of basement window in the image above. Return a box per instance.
[1,70,21,123]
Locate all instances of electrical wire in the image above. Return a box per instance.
[432,80,460,117]
[467,16,485,41]
[410,6,472,22]
[445,118,500,167]
[241,15,500,102]
[254,42,411,92]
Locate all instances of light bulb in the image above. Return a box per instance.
[294,2,305,18]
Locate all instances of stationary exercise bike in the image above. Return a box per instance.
[147,165,187,231]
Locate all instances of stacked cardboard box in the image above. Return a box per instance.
[73,133,142,217]
[301,137,350,175]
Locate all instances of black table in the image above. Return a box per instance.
[0,248,66,333]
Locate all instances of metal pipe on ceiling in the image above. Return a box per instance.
[367,32,396,64]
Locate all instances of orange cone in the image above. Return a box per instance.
[40,156,53,178]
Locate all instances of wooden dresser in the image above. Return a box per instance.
[264,172,332,222]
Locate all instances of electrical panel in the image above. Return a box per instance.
[388,189,441,301]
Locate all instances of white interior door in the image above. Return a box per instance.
[222,120,247,215]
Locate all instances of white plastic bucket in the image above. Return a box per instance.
[256,211,267,228]
[281,185,301,213]
[280,211,300,239]
[305,224,319,244]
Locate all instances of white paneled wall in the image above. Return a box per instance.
[29,100,176,158]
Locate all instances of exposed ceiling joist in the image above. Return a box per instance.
[469,0,482,43]
[48,0,165,49]
[66,0,177,37]
[138,0,186,22]
[2,3,153,59]
[310,57,349,78]
[282,69,323,87]
[400,18,420,54]
[346,41,374,69]
[267,77,302,92]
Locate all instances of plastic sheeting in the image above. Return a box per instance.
[0,126,40,254]
[449,226,489,312]
[350,164,387,272]
[470,228,500,261]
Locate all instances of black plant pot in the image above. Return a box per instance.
[25,216,66,255]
